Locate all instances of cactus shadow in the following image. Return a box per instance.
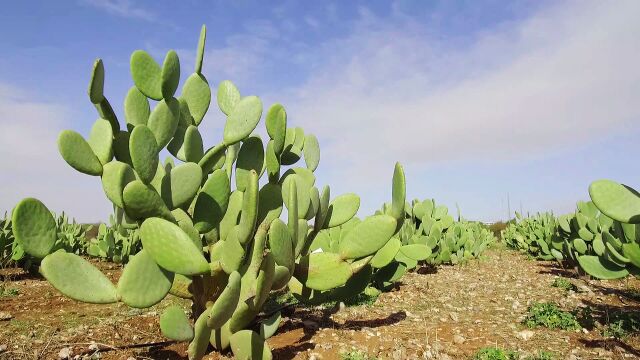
[272,309,406,359]
[536,262,579,278]
[576,298,640,355]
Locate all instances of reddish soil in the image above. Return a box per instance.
[1,247,639,359]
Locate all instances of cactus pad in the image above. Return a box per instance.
[217,80,241,115]
[140,217,209,275]
[12,198,56,258]
[160,305,194,341]
[58,130,103,176]
[40,251,118,303]
[223,96,263,145]
[117,250,174,308]
[295,252,352,290]
[338,215,397,259]
[589,180,640,223]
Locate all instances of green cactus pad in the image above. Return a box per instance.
[622,243,640,268]
[58,130,103,176]
[220,191,244,241]
[268,219,293,269]
[207,271,241,329]
[40,251,118,303]
[117,250,174,308]
[221,230,245,273]
[88,59,105,104]
[237,171,259,245]
[129,124,159,184]
[236,136,265,191]
[113,131,132,165]
[373,261,407,288]
[326,193,360,228]
[338,215,397,259]
[223,96,263,145]
[160,305,194,341]
[210,322,232,351]
[101,161,136,208]
[265,141,280,183]
[182,125,204,162]
[130,50,163,100]
[573,238,588,254]
[123,181,175,221]
[281,174,312,219]
[295,252,352,291]
[94,97,121,132]
[303,134,320,171]
[182,73,211,125]
[140,217,209,275]
[12,198,56,258]
[169,274,193,299]
[199,144,227,174]
[230,330,273,360]
[161,162,203,209]
[314,186,331,232]
[188,310,213,360]
[257,183,283,227]
[193,169,230,233]
[88,119,114,165]
[399,244,431,261]
[124,86,150,128]
[147,97,180,149]
[265,103,287,155]
[195,25,206,74]
[259,311,281,340]
[370,237,401,268]
[577,255,629,279]
[160,50,180,99]
[589,180,640,223]
[390,162,406,220]
[217,80,241,115]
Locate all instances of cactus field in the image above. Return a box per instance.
[2,15,640,360]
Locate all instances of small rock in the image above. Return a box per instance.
[453,334,465,344]
[127,357,136,360]
[0,312,12,321]
[58,347,72,359]
[437,354,452,360]
[0,344,7,352]
[517,330,534,341]
[88,341,99,351]
[449,312,459,322]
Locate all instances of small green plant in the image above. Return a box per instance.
[472,347,518,360]
[523,302,581,330]
[340,350,378,360]
[551,277,576,292]
[602,312,640,339]
[344,287,380,307]
[0,285,19,297]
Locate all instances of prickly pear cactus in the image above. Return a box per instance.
[10,26,407,360]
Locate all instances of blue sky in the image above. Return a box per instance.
[1,0,639,223]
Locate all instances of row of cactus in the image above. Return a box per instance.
[1,211,90,270]
[86,207,141,263]
[8,26,408,360]
[332,198,495,290]
[503,195,640,280]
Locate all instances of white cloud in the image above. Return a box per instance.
[80,0,155,21]
[0,83,111,222]
[274,0,640,191]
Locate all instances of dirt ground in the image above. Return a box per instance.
[1,246,639,360]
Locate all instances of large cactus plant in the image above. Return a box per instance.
[9,26,407,359]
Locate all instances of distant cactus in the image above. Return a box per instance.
[10,26,406,359]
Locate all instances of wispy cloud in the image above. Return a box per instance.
[274,0,640,188]
[80,0,157,22]
[0,82,111,222]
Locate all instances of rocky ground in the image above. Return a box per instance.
[1,245,639,359]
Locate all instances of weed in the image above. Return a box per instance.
[472,347,518,360]
[344,287,380,307]
[551,278,576,292]
[602,312,640,339]
[523,302,581,330]
[0,284,19,297]
[525,350,556,360]
[340,349,378,360]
